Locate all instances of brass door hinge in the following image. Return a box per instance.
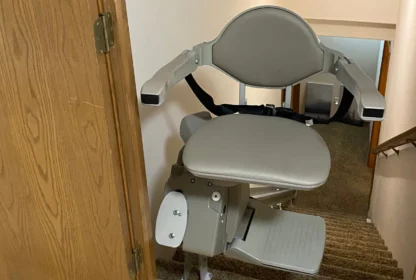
[130,246,142,278]
[94,12,114,54]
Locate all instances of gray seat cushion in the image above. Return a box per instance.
[183,114,330,190]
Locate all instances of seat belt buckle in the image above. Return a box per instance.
[305,119,314,126]
[265,104,276,116]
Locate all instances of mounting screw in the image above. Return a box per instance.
[169,233,175,239]
[211,192,221,201]
[173,210,181,216]
[195,59,199,64]
[208,182,212,187]
[190,178,195,183]
[335,67,339,72]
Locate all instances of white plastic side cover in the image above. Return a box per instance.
[155,191,188,248]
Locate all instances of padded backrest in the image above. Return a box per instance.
[212,6,324,88]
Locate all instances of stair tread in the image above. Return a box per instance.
[167,207,403,279]
[326,240,393,258]
[323,254,403,278]
[289,209,379,229]
[321,216,377,227]
[290,207,368,221]
[324,247,398,267]
[326,235,388,251]
[325,225,381,238]
[325,220,379,232]
[326,229,384,244]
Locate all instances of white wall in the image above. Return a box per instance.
[280,0,399,40]
[321,37,382,81]
[279,0,399,24]
[370,149,416,280]
[299,37,382,114]
[126,0,280,259]
[369,0,416,279]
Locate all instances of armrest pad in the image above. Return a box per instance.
[140,50,198,105]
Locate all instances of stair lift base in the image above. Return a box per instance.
[156,166,326,278]
[181,253,213,280]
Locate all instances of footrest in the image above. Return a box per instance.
[225,200,326,274]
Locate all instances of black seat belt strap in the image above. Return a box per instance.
[185,74,352,124]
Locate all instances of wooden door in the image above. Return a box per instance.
[290,84,301,112]
[367,41,391,168]
[0,0,155,279]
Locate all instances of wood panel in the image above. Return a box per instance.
[368,41,391,168]
[0,0,133,279]
[281,88,287,106]
[98,0,157,278]
[291,84,301,112]
[372,126,416,154]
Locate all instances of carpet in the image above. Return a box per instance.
[158,207,403,280]
[294,122,373,216]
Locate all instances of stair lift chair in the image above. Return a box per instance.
[140,6,385,280]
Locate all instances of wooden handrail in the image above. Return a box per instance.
[372,126,416,155]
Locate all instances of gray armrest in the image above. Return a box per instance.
[140,50,199,105]
[334,58,385,121]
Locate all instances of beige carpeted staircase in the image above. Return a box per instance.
[157,207,403,280]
